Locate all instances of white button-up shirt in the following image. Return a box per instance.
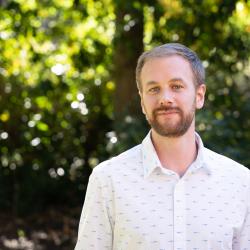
[75,132,250,250]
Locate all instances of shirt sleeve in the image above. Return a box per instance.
[232,171,250,250]
[75,169,114,250]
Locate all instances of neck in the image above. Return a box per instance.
[151,124,197,177]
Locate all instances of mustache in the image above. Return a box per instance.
[153,106,181,113]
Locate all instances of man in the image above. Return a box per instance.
[75,43,250,249]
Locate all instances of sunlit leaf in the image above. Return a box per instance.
[36,122,49,131]
[0,111,10,122]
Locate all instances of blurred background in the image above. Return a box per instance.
[0,0,249,249]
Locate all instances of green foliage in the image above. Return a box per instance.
[0,0,115,214]
[0,0,249,215]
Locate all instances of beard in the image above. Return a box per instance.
[147,103,195,138]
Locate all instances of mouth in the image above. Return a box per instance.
[157,110,178,115]
[155,109,180,116]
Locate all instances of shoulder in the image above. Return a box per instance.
[204,147,250,204]
[91,144,142,178]
[204,147,250,178]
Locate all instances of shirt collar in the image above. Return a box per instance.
[141,130,212,179]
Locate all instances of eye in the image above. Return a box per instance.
[172,84,183,90]
[148,86,160,93]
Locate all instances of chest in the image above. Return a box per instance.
[112,173,247,249]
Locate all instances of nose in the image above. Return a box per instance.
[159,90,173,106]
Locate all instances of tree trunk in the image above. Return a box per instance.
[113,1,144,120]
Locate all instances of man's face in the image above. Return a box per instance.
[139,55,206,137]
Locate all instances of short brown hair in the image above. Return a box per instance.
[136,43,205,92]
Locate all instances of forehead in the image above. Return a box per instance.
[141,55,194,84]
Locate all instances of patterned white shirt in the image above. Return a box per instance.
[75,132,250,250]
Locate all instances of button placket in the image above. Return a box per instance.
[173,179,187,250]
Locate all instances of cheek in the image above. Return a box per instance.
[143,95,158,105]
[141,98,155,117]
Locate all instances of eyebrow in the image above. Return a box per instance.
[145,80,158,86]
[169,78,187,85]
[145,78,187,86]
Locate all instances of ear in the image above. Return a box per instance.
[141,98,146,115]
[196,84,206,109]
[139,91,146,115]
